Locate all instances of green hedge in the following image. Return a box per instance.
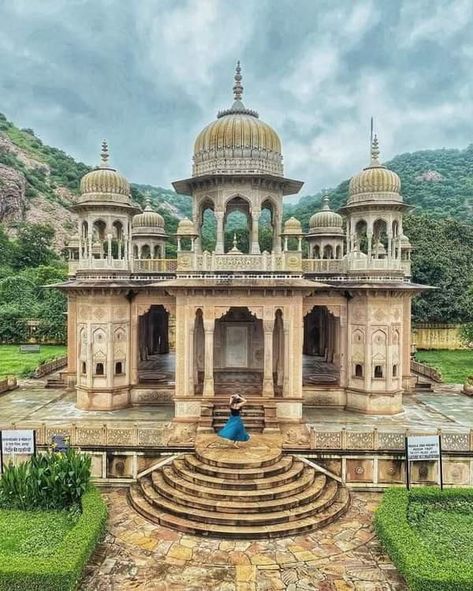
[0,487,107,591]
[375,488,473,591]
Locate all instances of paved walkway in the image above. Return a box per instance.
[81,490,406,591]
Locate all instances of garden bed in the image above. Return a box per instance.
[0,487,107,591]
[375,487,473,591]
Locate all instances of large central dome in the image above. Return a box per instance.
[192,62,283,177]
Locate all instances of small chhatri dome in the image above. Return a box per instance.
[79,141,130,203]
[348,134,401,203]
[132,194,165,229]
[309,195,344,233]
[283,216,302,235]
[193,62,283,177]
[176,217,196,236]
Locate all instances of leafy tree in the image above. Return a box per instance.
[11,223,58,270]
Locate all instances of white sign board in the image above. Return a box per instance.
[1,429,35,455]
[406,435,440,461]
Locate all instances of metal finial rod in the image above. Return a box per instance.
[233,60,243,101]
[100,140,109,167]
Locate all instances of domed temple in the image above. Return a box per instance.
[61,63,423,431]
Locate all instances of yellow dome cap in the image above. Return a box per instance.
[79,141,130,204]
[283,216,302,235]
[176,217,196,236]
[309,196,344,233]
[132,196,165,230]
[348,136,401,203]
[193,62,283,177]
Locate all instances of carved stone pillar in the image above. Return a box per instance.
[215,211,224,254]
[203,316,215,397]
[262,317,274,397]
[250,209,261,255]
[273,210,282,254]
[283,327,290,396]
[187,325,195,396]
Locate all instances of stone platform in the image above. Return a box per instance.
[129,433,349,538]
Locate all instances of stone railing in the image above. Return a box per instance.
[176,251,299,273]
[2,421,470,453]
[33,356,68,378]
[0,377,18,395]
[411,360,443,383]
[302,259,342,273]
[133,259,177,273]
[69,258,130,274]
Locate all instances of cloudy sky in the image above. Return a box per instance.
[0,0,472,196]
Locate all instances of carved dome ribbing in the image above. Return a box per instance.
[309,196,344,233]
[192,63,283,177]
[348,136,401,204]
[132,203,165,229]
[79,141,131,204]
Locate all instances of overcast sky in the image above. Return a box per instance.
[0,0,472,196]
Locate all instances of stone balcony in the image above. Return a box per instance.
[68,254,410,280]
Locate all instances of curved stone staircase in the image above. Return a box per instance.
[129,435,350,538]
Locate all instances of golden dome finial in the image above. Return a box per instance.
[371,134,380,165]
[233,60,243,102]
[100,140,110,167]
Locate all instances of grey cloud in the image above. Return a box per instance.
[0,0,472,195]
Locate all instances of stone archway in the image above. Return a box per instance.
[137,304,174,383]
[303,306,340,386]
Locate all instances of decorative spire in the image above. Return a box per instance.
[370,134,380,165]
[233,60,243,101]
[144,190,153,211]
[100,140,109,167]
[321,195,331,211]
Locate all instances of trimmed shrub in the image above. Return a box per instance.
[0,486,107,591]
[375,487,473,591]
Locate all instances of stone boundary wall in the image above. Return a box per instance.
[410,360,443,382]
[33,356,68,378]
[412,323,465,350]
[1,421,471,487]
[0,376,18,395]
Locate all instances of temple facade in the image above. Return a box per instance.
[61,64,422,430]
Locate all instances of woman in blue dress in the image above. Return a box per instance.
[217,395,250,447]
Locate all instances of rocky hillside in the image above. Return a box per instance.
[1,111,472,249]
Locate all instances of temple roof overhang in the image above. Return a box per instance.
[172,173,304,196]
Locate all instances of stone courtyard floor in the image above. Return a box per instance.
[81,490,406,591]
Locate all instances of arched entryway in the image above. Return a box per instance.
[213,307,263,394]
[303,306,340,385]
[138,305,174,383]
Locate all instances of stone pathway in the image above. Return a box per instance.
[81,490,406,590]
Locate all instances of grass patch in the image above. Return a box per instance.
[0,487,107,591]
[415,349,473,383]
[0,510,75,558]
[0,344,66,379]
[376,487,473,591]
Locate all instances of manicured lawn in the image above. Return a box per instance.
[0,510,75,558]
[415,349,473,383]
[0,344,66,378]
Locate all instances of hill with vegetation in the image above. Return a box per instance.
[0,111,472,325]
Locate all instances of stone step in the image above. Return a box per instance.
[171,458,306,490]
[151,470,327,513]
[183,453,293,480]
[161,464,317,502]
[129,484,350,538]
[140,476,339,526]
[213,407,265,414]
[195,447,282,469]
